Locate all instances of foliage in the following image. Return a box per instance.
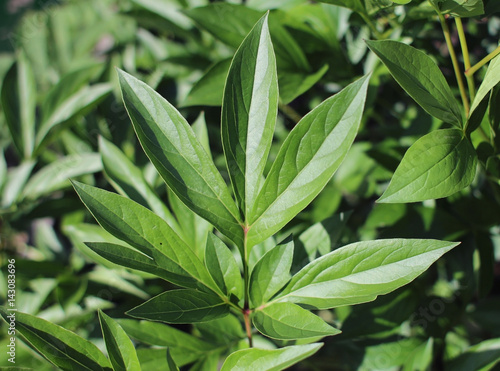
[1,0,500,370]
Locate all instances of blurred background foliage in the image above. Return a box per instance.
[0,0,500,369]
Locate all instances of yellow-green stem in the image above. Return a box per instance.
[431,3,470,117]
[455,18,475,102]
[242,225,253,347]
[360,12,384,40]
[466,44,500,77]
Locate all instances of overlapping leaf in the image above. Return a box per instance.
[117,69,244,246]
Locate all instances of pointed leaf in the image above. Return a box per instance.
[0,307,112,371]
[367,40,463,127]
[247,74,370,247]
[470,55,500,116]
[98,311,141,371]
[166,348,180,371]
[72,181,217,292]
[117,69,243,246]
[205,233,244,299]
[127,289,230,324]
[276,239,458,309]
[222,13,278,216]
[220,343,322,371]
[378,129,477,203]
[249,239,293,307]
[1,161,35,208]
[23,153,102,200]
[1,51,36,159]
[253,302,340,340]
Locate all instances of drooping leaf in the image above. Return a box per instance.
[378,129,477,203]
[247,74,370,247]
[253,302,340,340]
[22,153,102,200]
[249,239,293,307]
[127,289,230,324]
[438,0,484,17]
[470,55,500,116]
[222,13,278,217]
[205,233,244,300]
[99,136,179,231]
[367,40,463,127]
[98,310,141,371]
[275,239,458,309]
[1,51,36,159]
[72,181,218,292]
[220,343,322,371]
[278,64,329,105]
[117,69,244,247]
[0,307,112,371]
[446,338,500,371]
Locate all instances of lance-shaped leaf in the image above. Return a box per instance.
[247,74,370,247]
[470,55,500,116]
[222,13,278,216]
[127,289,230,324]
[367,40,463,127]
[117,69,244,247]
[205,233,244,299]
[1,51,36,159]
[275,239,458,309]
[253,302,340,340]
[378,129,477,203]
[220,343,322,371]
[0,307,112,371]
[98,310,141,371]
[249,239,293,307]
[72,181,218,293]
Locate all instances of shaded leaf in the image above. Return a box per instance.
[446,338,500,371]
[253,302,340,340]
[98,311,141,371]
[378,129,477,203]
[117,69,244,247]
[367,40,463,127]
[275,239,458,309]
[127,289,229,324]
[0,307,111,371]
[470,55,500,116]
[220,343,322,371]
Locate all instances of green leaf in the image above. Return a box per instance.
[0,307,112,371]
[249,239,293,308]
[316,0,365,14]
[367,40,463,127]
[247,74,370,247]
[299,222,331,262]
[118,319,216,366]
[205,233,244,299]
[275,239,458,309]
[253,302,340,340]
[438,0,484,17]
[72,181,217,292]
[1,161,35,208]
[98,311,141,371]
[22,153,102,200]
[117,69,244,247]
[220,343,322,371]
[446,338,500,371]
[222,13,278,217]
[99,136,179,231]
[127,289,230,324]
[1,51,36,159]
[195,315,246,346]
[392,0,412,3]
[378,129,477,203]
[35,83,112,153]
[278,64,329,105]
[166,348,180,371]
[470,55,500,116]
[182,59,231,107]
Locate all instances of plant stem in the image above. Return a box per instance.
[359,12,383,40]
[242,225,253,347]
[455,18,475,102]
[433,6,470,116]
[278,102,302,124]
[243,309,253,347]
[466,44,500,77]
